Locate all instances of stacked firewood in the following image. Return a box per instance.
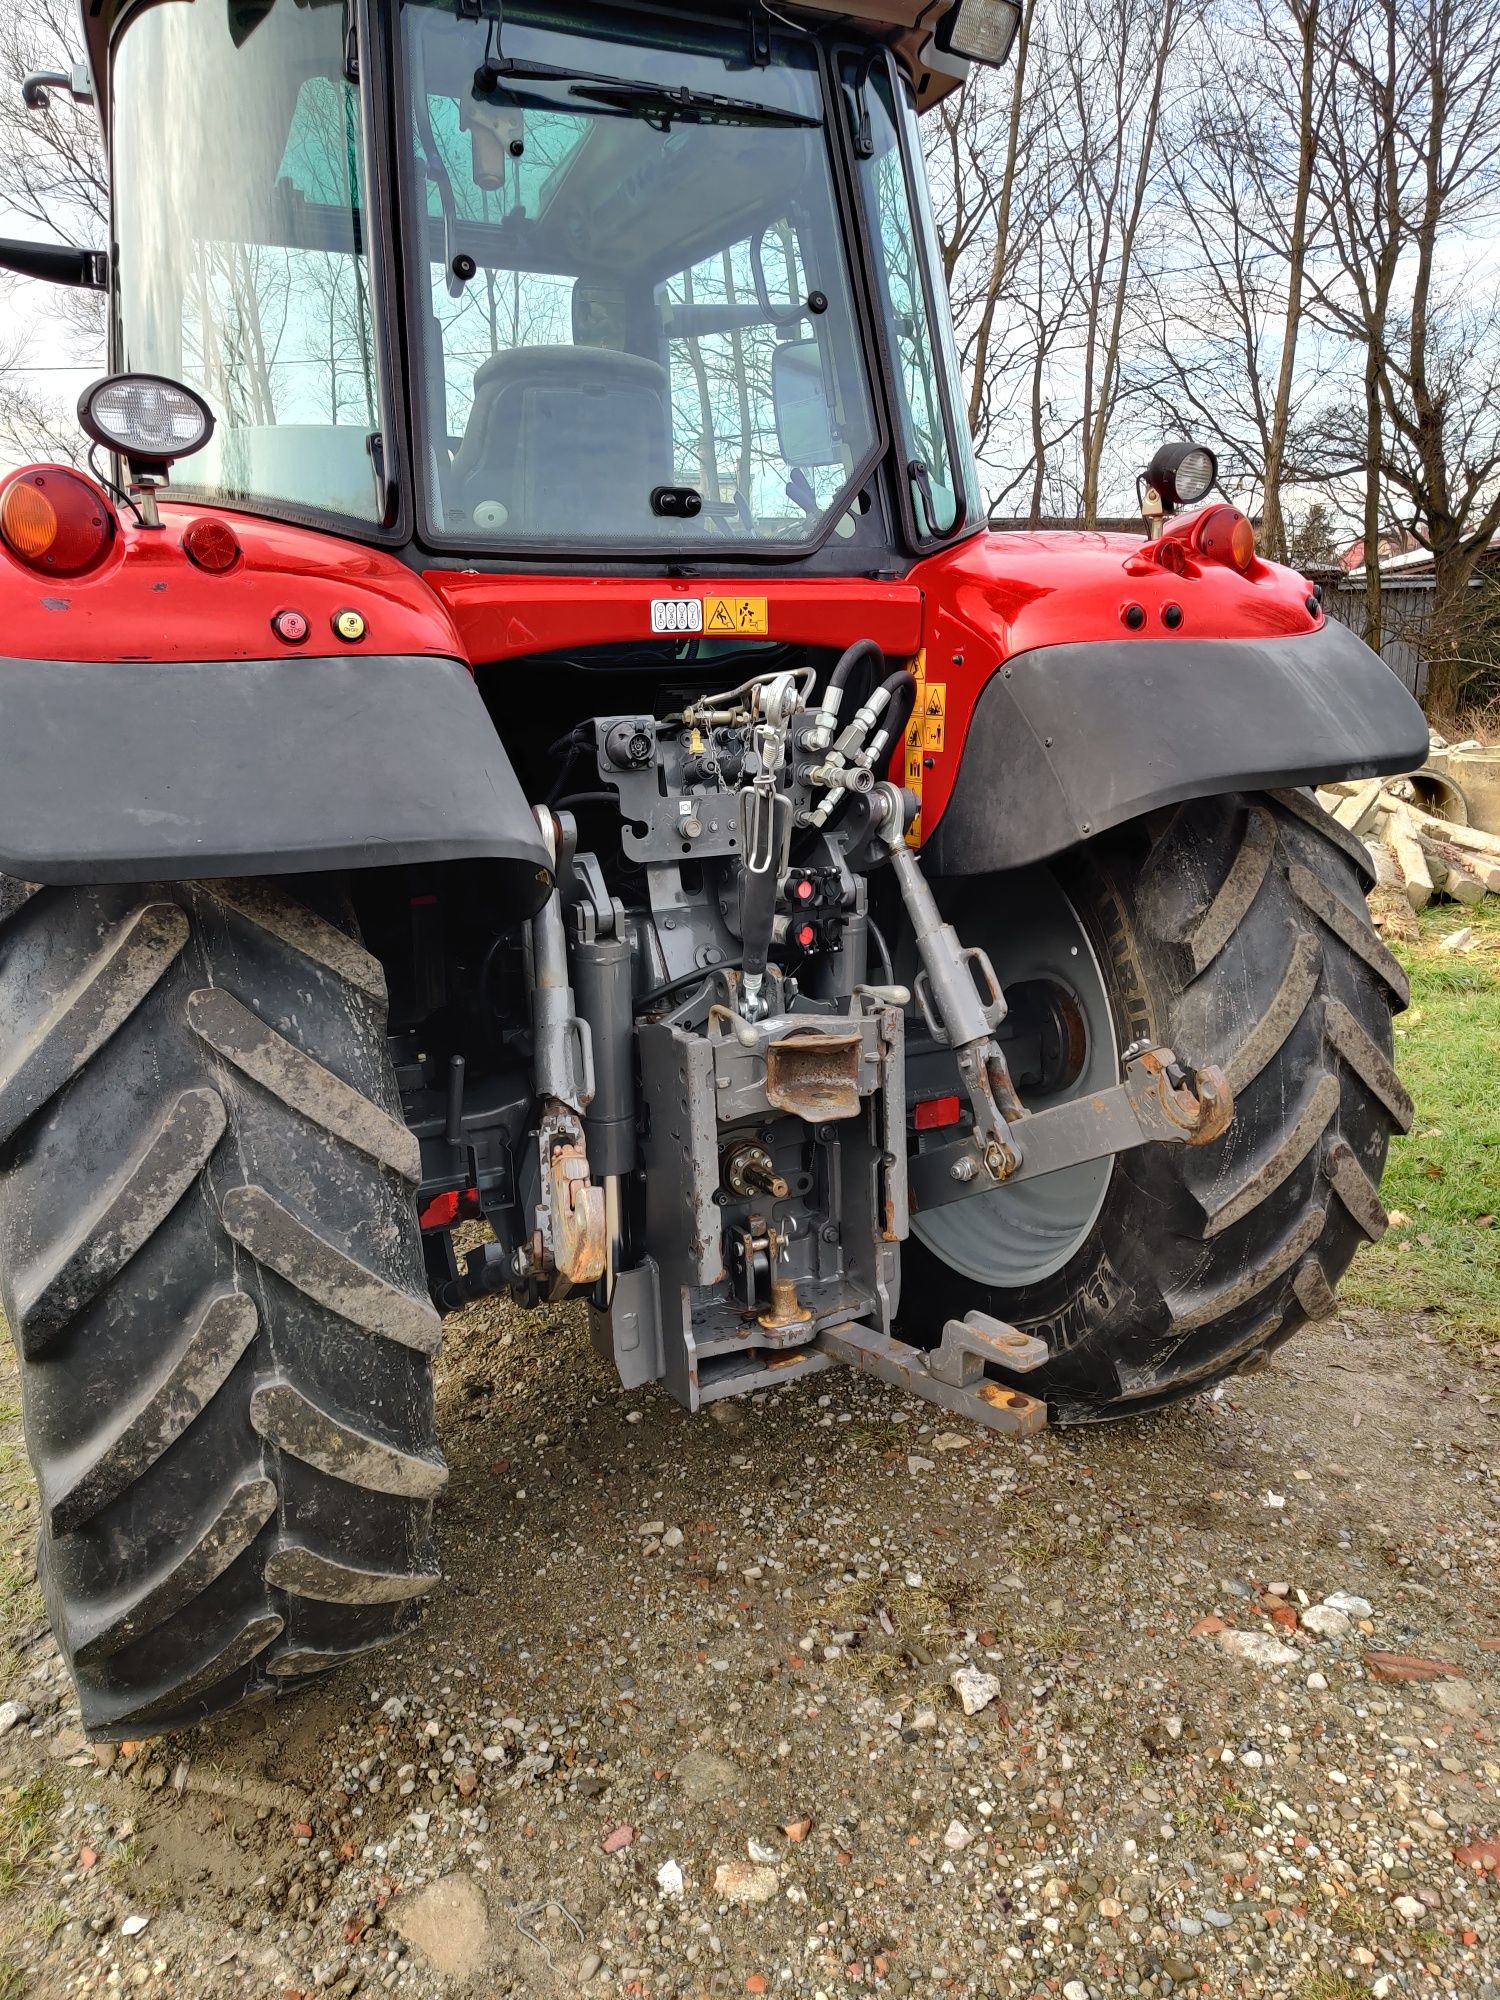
[1316,768,1500,946]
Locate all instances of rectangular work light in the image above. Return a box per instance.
[932,0,1023,67]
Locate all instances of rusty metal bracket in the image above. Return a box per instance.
[531,1100,607,1297]
[764,1027,864,1121]
[908,1044,1232,1216]
[925,1309,1048,1386]
[814,1317,1049,1436]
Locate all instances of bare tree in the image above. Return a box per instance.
[1064,0,1196,523]
[1132,0,1342,555]
[1309,0,1500,707]
[927,0,1186,521]
[0,288,87,463]
[1260,0,1323,557]
[0,0,107,462]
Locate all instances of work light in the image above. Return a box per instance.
[77,373,214,469]
[1143,441,1218,512]
[931,0,1023,67]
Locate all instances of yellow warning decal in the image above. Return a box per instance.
[703,595,769,636]
[923,717,944,752]
[923,681,946,718]
[905,650,926,848]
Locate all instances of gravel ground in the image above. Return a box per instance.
[2,1295,1498,2000]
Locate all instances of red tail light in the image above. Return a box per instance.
[0,468,115,578]
[1193,505,1257,573]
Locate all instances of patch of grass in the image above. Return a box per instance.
[1216,1786,1257,1818]
[989,1497,1072,1566]
[823,1647,901,1692]
[847,1422,908,1451]
[1328,1891,1383,1945]
[1342,898,1500,1345]
[0,1774,62,1895]
[1295,1975,1366,2000]
[105,1837,142,1883]
[0,1956,25,2000]
[822,1572,973,1633]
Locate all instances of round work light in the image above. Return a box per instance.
[1142,441,1218,511]
[77,373,214,468]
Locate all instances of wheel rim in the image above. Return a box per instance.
[910,867,1119,1290]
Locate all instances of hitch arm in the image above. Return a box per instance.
[907,1045,1232,1216]
[875,784,1024,1181]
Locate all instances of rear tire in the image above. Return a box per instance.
[899,790,1412,1421]
[0,876,444,1738]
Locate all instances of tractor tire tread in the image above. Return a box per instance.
[0,878,442,1738]
[900,789,1408,1420]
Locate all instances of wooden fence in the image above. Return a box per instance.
[1311,572,1433,702]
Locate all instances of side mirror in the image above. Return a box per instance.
[772,341,840,469]
[21,64,93,111]
[0,237,107,291]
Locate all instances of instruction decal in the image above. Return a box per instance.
[703,596,769,636]
[905,650,926,845]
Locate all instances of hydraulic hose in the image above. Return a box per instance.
[805,637,886,751]
[864,669,918,774]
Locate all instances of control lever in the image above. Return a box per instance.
[874,782,1024,1183]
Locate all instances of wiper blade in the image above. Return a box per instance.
[474,56,618,91]
[567,80,820,130]
[474,58,818,129]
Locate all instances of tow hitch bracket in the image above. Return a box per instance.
[816,1310,1050,1436]
[907,1044,1232,1215]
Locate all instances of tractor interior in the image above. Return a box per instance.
[111,0,962,547]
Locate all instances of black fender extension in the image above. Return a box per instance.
[0,652,552,912]
[923,620,1430,875]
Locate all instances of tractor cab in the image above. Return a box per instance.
[99,0,1007,565]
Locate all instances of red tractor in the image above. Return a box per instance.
[0,0,1424,1739]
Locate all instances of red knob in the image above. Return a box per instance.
[271,607,310,645]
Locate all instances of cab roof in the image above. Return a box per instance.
[80,0,965,130]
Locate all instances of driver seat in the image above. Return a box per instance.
[449,346,673,536]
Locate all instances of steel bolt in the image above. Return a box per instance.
[949,1157,977,1183]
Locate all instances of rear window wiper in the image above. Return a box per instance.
[567,80,819,130]
[474,57,818,130]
